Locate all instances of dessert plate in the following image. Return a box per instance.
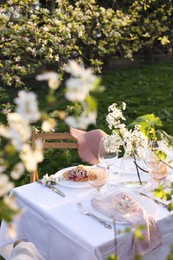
[91,191,158,224]
[54,166,91,189]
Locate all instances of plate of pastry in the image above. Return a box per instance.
[54,165,92,189]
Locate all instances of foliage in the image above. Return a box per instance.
[167,244,173,260]
[130,113,163,143]
[155,184,173,211]
[107,255,118,260]
[0,0,173,86]
[131,112,173,158]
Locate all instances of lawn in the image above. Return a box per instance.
[2,60,173,183]
[97,61,173,134]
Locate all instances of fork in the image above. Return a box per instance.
[77,202,112,229]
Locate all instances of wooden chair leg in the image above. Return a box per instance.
[30,170,39,182]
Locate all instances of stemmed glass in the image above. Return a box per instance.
[88,165,108,197]
[98,137,118,174]
[98,136,118,190]
[144,149,168,188]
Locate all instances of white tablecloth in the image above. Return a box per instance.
[0,169,173,260]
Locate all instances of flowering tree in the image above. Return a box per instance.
[0,0,172,86]
[1,0,173,238]
[0,60,102,237]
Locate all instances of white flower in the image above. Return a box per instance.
[103,134,123,153]
[4,113,31,151]
[11,163,25,180]
[41,173,49,185]
[8,129,24,151]
[65,78,90,102]
[65,111,97,130]
[49,174,57,184]
[106,102,126,130]
[0,174,14,196]
[42,120,52,132]
[105,103,148,159]
[66,60,96,83]
[41,173,63,185]
[7,113,31,140]
[123,126,148,158]
[65,60,85,77]
[19,141,43,172]
[118,195,133,209]
[34,140,44,163]
[15,56,21,62]
[36,71,60,90]
[14,91,40,122]
[65,60,97,102]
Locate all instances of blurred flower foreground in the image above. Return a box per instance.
[0,60,102,237]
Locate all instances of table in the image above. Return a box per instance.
[0,170,173,260]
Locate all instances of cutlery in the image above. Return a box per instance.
[37,180,65,198]
[77,202,112,229]
[139,192,168,208]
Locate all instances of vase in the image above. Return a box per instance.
[120,156,149,189]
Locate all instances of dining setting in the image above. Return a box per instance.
[2,2,173,259]
[0,123,173,260]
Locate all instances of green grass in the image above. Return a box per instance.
[21,61,173,134]
[2,60,173,181]
[96,61,173,134]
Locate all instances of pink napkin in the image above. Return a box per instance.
[91,193,162,256]
[70,127,107,165]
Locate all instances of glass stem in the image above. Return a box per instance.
[133,157,142,185]
[106,166,110,183]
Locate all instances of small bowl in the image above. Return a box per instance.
[111,192,139,214]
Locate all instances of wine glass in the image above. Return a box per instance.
[98,136,119,190]
[144,149,168,188]
[98,136,118,174]
[88,165,108,197]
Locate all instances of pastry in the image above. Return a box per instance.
[63,165,88,182]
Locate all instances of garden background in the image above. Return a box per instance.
[2,60,173,185]
[1,0,173,258]
[1,0,173,223]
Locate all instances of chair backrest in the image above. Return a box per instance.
[30,130,78,182]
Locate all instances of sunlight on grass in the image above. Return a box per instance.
[97,61,173,135]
